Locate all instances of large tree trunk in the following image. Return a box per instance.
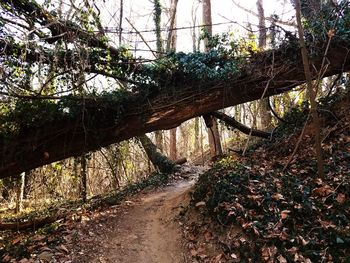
[202,0,223,157]
[138,135,175,173]
[0,39,349,178]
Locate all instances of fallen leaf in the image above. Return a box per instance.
[204,231,212,241]
[38,251,53,262]
[1,255,11,263]
[11,236,22,245]
[281,210,290,219]
[231,253,238,259]
[336,193,346,203]
[57,244,69,254]
[277,254,287,263]
[190,249,198,257]
[272,193,284,201]
[327,29,335,38]
[299,235,309,246]
[261,245,277,261]
[312,185,333,197]
[287,246,298,255]
[242,222,253,229]
[319,220,336,229]
[212,253,224,263]
[187,233,196,241]
[195,201,206,207]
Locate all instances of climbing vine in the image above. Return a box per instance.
[0,0,350,141]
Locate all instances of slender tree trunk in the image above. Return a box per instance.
[154,0,164,153]
[155,132,163,152]
[119,0,123,45]
[167,0,179,161]
[15,173,25,214]
[257,0,272,130]
[80,154,87,202]
[166,0,178,52]
[23,170,31,199]
[202,0,223,157]
[154,0,163,55]
[202,0,212,48]
[295,0,324,178]
[194,117,200,155]
[100,148,120,189]
[170,129,177,160]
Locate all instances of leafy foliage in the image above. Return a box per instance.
[191,92,350,262]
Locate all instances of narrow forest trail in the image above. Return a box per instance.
[66,177,197,263]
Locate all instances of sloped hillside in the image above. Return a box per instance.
[184,91,350,262]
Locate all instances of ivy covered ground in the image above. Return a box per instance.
[184,92,350,262]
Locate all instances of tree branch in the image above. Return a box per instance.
[211,111,271,139]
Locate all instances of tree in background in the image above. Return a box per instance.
[294,0,325,178]
[257,0,273,130]
[202,0,223,157]
[167,0,179,161]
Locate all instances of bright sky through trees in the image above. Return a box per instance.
[95,0,295,55]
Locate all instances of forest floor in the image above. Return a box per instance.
[1,92,349,263]
[0,166,206,263]
[62,178,195,263]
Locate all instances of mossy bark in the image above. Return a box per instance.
[138,135,175,174]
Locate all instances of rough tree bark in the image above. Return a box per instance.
[138,135,175,173]
[154,0,164,152]
[211,111,271,139]
[0,0,350,183]
[257,0,273,130]
[167,0,179,161]
[0,41,349,178]
[295,0,325,178]
[119,0,124,45]
[202,0,223,157]
[80,154,87,202]
[15,173,25,214]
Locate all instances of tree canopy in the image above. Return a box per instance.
[1,0,350,178]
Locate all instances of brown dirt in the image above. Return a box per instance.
[64,179,195,263]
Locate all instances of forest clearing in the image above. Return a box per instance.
[0,0,349,262]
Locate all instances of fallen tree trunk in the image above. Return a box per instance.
[138,135,175,173]
[211,111,271,139]
[0,40,350,178]
[0,213,68,231]
[174,157,187,165]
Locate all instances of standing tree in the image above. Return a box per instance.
[80,154,88,202]
[257,0,272,130]
[154,0,164,152]
[167,0,179,161]
[202,0,223,157]
[294,0,325,178]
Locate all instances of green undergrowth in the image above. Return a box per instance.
[249,89,350,154]
[191,93,350,262]
[1,171,169,225]
[193,158,349,262]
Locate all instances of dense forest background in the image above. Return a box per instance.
[0,0,348,232]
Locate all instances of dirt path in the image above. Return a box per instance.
[67,179,195,263]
